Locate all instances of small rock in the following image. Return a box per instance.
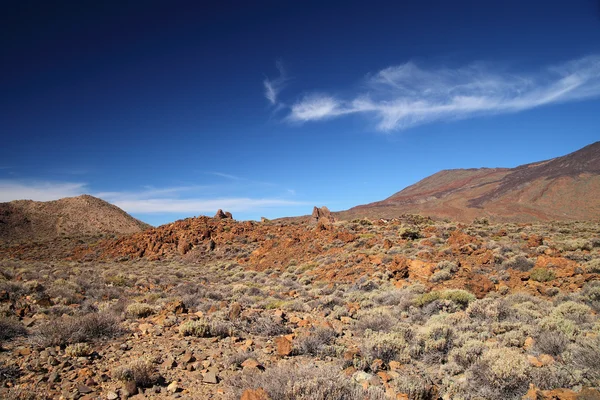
[241,358,263,370]
[203,371,219,384]
[106,391,119,400]
[352,371,374,383]
[167,381,180,393]
[241,388,271,400]
[124,380,138,397]
[181,352,195,364]
[274,336,293,357]
[77,384,93,394]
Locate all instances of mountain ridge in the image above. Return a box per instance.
[0,194,151,244]
[337,141,600,222]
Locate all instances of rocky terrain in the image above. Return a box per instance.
[0,195,151,245]
[338,141,600,222]
[1,208,600,399]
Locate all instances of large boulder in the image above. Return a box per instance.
[214,209,233,219]
[310,206,335,225]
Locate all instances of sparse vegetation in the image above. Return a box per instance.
[1,217,600,399]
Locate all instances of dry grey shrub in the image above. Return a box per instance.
[225,362,385,400]
[501,255,535,272]
[566,336,600,382]
[0,317,27,343]
[34,312,123,347]
[387,366,436,400]
[112,357,157,387]
[467,347,531,400]
[534,330,569,357]
[294,327,337,356]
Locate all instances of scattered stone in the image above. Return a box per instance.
[241,358,263,371]
[274,336,293,357]
[106,391,119,400]
[167,381,180,393]
[241,388,271,400]
[203,371,219,384]
[124,380,138,397]
[77,384,93,394]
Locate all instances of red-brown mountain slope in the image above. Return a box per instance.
[0,194,151,244]
[338,141,600,222]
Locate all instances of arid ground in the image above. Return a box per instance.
[1,212,600,399]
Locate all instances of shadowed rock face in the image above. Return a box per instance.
[338,142,600,222]
[0,194,151,244]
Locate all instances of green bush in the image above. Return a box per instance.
[530,268,556,282]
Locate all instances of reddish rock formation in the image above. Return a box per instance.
[310,206,335,225]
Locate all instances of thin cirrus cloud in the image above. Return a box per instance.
[0,180,87,202]
[263,60,289,105]
[0,180,306,215]
[286,55,600,131]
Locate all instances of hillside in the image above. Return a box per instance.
[338,141,600,222]
[0,194,151,244]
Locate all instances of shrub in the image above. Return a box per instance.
[418,322,455,363]
[466,298,509,322]
[567,337,600,381]
[429,270,452,283]
[179,320,211,337]
[361,331,407,365]
[295,327,337,356]
[585,259,600,273]
[530,268,556,282]
[387,366,436,400]
[0,318,27,342]
[34,312,123,347]
[414,289,475,308]
[354,313,394,334]
[65,342,93,357]
[501,255,535,272]
[244,315,291,337]
[551,301,592,324]
[449,339,486,370]
[225,362,385,400]
[125,303,155,318]
[112,358,156,387]
[400,227,421,240]
[534,330,569,357]
[440,289,476,308]
[468,347,531,399]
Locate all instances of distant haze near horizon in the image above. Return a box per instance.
[2,1,600,225]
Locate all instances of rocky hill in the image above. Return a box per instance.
[338,141,600,222]
[0,194,151,244]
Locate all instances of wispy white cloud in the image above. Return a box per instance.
[205,171,243,181]
[0,180,307,215]
[0,180,87,202]
[264,60,289,105]
[286,55,600,131]
[109,198,306,214]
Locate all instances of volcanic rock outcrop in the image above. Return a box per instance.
[310,206,336,225]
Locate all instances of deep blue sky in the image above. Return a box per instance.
[1,1,600,225]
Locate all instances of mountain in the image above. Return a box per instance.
[0,194,151,244]
[337,142,600,222]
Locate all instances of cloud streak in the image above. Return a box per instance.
[109,198,305,214]
[286,55,600,131]
[0,180,87,202]
[264,60,289,105]
[0,180,307,215]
